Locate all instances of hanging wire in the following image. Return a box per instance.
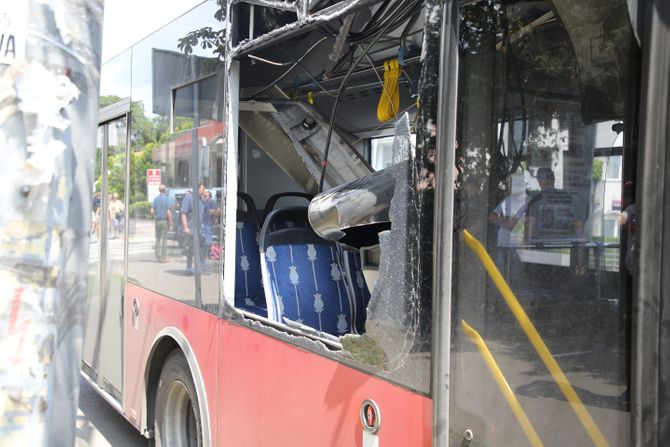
[318,19,403,192]
[247,54,293,66]
[294,60,335,97]
[247,36,329,100]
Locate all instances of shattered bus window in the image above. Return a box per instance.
[223,0,440,395]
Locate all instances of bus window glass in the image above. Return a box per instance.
[230,4,438,393]
[83,117,128,398]
[107,117,128,300]
[99,48,131,100]
[82,125,106,379]
[370,134,418,171]
[126,1,224,313]
[450,1,637,444]
[606,155,622,180]
[370,136,394,171]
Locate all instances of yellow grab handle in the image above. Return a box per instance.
[376,58,400,122]
[462,229,609,447]
[461,319,544,447]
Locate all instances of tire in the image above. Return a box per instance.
[154,350,203,447]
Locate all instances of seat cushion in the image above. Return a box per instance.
[263,242,355,336]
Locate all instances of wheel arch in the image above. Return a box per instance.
[144,327,212,446]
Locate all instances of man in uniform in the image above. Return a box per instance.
[151,184,173,263]
[180,184,208,275]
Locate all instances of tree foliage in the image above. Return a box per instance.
[99,95,172,203]
[177,0,225,58]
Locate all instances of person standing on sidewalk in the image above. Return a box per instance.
[181,184,209,275]
[151,184,173,263]
[108,192,125,239]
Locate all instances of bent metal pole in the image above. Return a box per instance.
[0,2,103,446]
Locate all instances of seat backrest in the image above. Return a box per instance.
[234,193,265,316]
[261,192,314,223]
[260,207,363,336]
[340,248,371,334]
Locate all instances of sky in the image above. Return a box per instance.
[101,0,204,62]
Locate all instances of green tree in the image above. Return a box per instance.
[592,158,603,182]
[98,95,172,203]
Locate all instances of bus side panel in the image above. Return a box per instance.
[123,284,219,444]
[217,320,432,446]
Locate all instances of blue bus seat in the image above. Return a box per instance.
[259,207,368,336]
[340,248,371,334]
[234,192,266,317]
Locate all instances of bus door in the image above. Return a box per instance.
[433,0,640,445]
[82,101,130,402]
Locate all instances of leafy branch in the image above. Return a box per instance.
[178,27,226,58]
[177,0,226,58]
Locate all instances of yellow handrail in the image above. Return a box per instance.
[461,319,544,447]
[462,229,609,447]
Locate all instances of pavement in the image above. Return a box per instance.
[75,376,146,447]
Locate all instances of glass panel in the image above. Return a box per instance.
[103,116,127,394]
[173,75,220,131]
[126,1,224,313]
[593,153,623,272]
[82,118,127,398]
[370,136,394,171]
[100,48,132,104]
[606,155,622,180]
[450,1,636,445]
[82,125,105,374]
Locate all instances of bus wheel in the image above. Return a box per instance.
[154,350,203,447]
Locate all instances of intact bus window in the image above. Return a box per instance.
[450,1,637,445]
[172,74,221,132]
[370,134,417,171]
[125,0,224,314]
[370,136,394,170]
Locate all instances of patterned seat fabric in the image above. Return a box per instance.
[260,207,370,336]
[234,193,266,317]
[340,249,371,334]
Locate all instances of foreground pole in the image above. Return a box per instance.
[0,2,104,445]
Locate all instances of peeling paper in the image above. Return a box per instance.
[0,278,56,445]
[5,62,80,186]
[25,138,67,185]
[15,62,79,129]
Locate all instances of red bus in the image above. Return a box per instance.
[82,0,670,445]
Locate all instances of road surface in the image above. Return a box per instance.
[76,376,146,447]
